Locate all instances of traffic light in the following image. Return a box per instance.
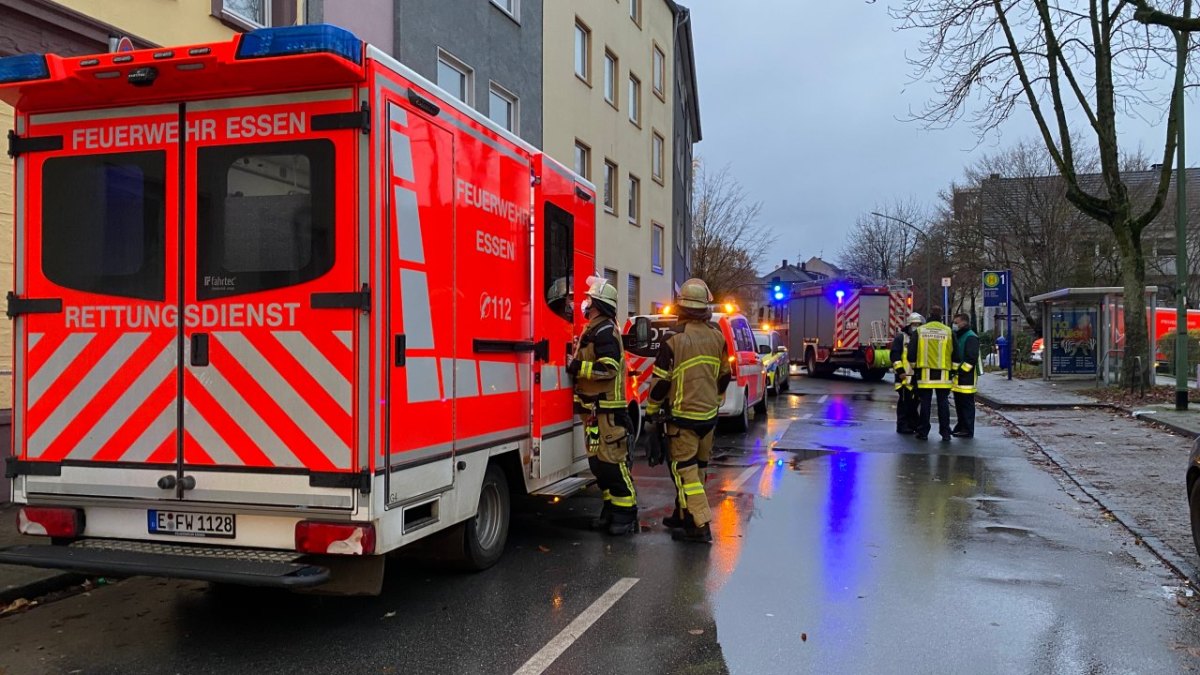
[771,276,784,302]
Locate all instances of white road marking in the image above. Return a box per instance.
[818,395,829,403]
[724,464,761,493]
[514,577,640,675]
[802,413,814,420]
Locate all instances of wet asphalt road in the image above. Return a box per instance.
[3,374,1200,675]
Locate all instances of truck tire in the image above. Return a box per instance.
[805,350,817,377]
[455,463,510,571]
[780,372,790,392]
[861,368,887,382]
[730,389,750,432]
[754,389,769,417]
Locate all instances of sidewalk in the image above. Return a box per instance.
[977,375,1200,583]
[0,504,83,606]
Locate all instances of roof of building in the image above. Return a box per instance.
[759,258,829,284]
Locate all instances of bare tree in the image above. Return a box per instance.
[839,200,922,280]
[892,0,1193,384]
[690,159,772,304]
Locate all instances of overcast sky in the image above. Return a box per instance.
[688,1,1196,273]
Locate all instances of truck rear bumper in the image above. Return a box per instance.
[0,539,330,588]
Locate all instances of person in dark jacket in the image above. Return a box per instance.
[890,313,923,434]
[951,313,980,438]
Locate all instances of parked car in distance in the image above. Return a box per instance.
[753,327,790,395]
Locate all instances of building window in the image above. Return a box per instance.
[653,45,666,98]
[574,20,591,83]
[652,223,665,274]
[628,274,640,315]
[628,74,641,126]
[652,132,664,184]
[437,50,473,104]
[574,140,591,180]
[604,50,619,107]
[488,83,518,133]
[627,175,640,225]
[604,160,618,214]
[604,268,619,290]
[491,0,518,20]
[212,0,292,30]
[630,0,642,27]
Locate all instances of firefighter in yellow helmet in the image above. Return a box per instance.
[568,277,637,535]
[645,278,731,543]
[906,306,955,441]
[890,312,923,434]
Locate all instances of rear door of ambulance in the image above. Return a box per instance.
[13,92,365,517]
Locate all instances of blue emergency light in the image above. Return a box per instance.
[835,290,845,303]
[773,284,784,301]
[0,54,50,85]
[236,24,362,64]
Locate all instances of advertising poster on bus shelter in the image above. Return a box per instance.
[1050,307,1099,375]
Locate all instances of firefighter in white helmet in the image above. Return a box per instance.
[568,277,638,535]
[645,278,731,543]
[890,312,923,434]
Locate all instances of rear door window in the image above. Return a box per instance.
[41,151,167,301]
[733,319,755,353]
[196,140,335,299]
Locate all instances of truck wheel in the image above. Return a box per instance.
[730,389,750,432]
[780,373,790,392]
[754,390,769,417]
[805,350,817,377]
[456,463,510,571]
[861,368,887,382]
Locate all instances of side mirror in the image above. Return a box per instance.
[635,316,651,350]
[776,345,788,353]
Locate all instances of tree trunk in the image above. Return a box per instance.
[1116,222,1150,385]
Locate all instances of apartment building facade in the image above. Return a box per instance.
[545,0,685,318]
[312,0,544,146]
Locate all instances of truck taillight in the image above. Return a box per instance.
[18,507,84,538]
[295,521,376,555]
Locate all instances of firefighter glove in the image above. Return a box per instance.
[646,423,666,467]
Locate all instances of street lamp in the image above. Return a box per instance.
[872,211,934,314]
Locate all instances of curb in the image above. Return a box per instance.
[975,394,1116,411]
[1132,412,1200,440]
[0,570,86,605]
[988,405,1200,587]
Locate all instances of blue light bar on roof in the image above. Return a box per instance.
[0,54,50,85]
[235,24,362,64]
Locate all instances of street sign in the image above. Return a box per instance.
[115,37,134,53]
[982,270,1009,307]
[941,277,952,288]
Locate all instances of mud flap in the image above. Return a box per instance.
[294,554,386,596]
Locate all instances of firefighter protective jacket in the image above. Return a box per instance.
[953,329,981,394]
[646,318,732,426]
[571,316,627,411]
[907,321,955,389]
[890,326,915,391]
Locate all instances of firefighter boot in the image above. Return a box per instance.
[608,508,638,536]
[662,507,687,530]
[672,522,713,543]
[591,499,612,530]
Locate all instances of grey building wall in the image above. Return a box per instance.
[670,3,701,292]
[307,0,542,146]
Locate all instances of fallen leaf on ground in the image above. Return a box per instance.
[383,611,396,619]
[537,545,551,553]
[801,633,808,642]
[688,629,704,635]
[0,598,35,616]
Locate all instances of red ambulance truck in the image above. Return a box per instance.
[0,25,597,593]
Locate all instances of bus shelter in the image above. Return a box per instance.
[1029,287,1158,384]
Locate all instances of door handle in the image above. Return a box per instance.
[191,334,209,367]
[395,334,406,367]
